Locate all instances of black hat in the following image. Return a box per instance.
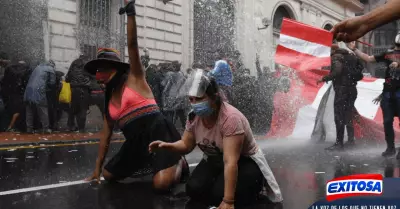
[84,48,129,75]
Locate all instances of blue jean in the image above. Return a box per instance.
[380,90,400,149]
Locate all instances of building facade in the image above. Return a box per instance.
[359,0,399,77]
[32,0,364,73]
[235,0,363,74]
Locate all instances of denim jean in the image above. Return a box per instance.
[380,90,400,149]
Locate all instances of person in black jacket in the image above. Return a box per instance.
[65,55,91,132]
[1,63,30,132]
[350,35,400,157]
[317,42,364,150]
[52,71,66,131]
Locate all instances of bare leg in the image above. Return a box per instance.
[102,159,184,191]
[102,168,126,183]
[152,164,181,191]
[7,113,20,130]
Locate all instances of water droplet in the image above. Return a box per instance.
[56,162,63,165]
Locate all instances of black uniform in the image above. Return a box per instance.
[65,57,91,132]
[374,49,400,154]
[322,49,364,147]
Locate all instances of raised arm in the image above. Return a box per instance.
[124,0,145,77]
[353,48,376,63]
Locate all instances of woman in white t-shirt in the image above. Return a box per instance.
[149,69,282,208]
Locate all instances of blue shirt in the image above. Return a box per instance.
[208,60,233,86]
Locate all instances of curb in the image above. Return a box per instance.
[0,137,125,148]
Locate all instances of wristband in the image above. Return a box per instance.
[223,199,234,205]
[119,0,136,16]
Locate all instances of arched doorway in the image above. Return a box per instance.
[193,0,236,66]
[273,6,293,32]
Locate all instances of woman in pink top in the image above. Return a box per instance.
[150,69,282,208]
[84,0,188,192]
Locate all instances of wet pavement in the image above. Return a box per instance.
[0,139,399,209]
[0,132,123,146]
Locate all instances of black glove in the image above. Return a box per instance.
[119,0,136,16]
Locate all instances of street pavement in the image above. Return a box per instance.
[0,138,399,209]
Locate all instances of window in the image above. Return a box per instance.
[273,6,294,47]
[323,24,333,31]
[373,22,397,47]
[80,0,111,30]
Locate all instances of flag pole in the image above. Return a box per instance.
[356,40,373,47]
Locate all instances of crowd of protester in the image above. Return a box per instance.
[0,48,291,135]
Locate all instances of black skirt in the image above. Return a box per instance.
[104,112,182,179]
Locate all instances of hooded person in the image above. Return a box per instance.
[24,60,56,134]
[317,42,364,150]
[65,54,91,132]
[149,69,283,208]
[350,32,400,158]
[1,62,30,132]
[85,0,188,192]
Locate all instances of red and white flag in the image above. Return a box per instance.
[269,18,400,142]
[275,18,332,72]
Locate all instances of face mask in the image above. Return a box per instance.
[191,101,214,117]
[96,71,116,83]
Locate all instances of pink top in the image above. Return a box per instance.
[185,102,258,156]
[108,85,157,121]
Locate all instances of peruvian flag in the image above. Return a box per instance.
[275,18,332,72]
[268,18,400,142]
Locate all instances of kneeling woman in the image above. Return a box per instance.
[150,69,283,208]
[85,0,187,191]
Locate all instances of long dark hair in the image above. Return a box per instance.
[104,70,128,122]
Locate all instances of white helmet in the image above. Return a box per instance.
[395,32,400,45]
